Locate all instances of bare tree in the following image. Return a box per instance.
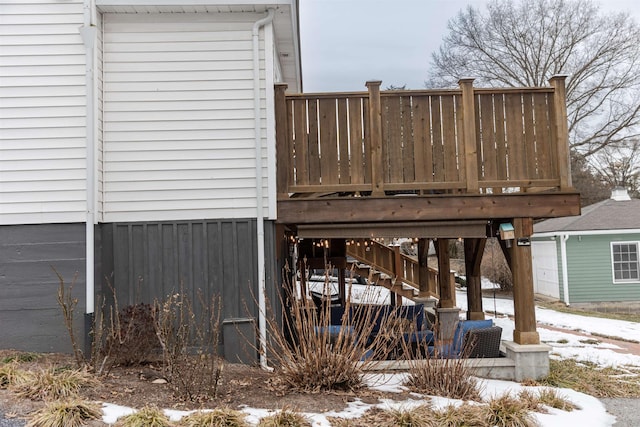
[427,0,640,157]
[590,139,640,197]
[571,151,611,206]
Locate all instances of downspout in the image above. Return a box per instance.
[253,8,275,369]
[560,234,570,306]
[80,0,98,352]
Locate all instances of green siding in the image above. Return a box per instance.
[566,233,640,303]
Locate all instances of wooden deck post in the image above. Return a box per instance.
[435,238,455,308]
[459,78,479,193]
[464,238,486,320]
[418,238,429,294]
[274,83,290,196]
[392,245,403,306]
[510,218,540,345]
[549,75,572,190]
[366,81,384,196]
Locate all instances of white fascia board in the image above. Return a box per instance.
[533,228,640,238]
[96,0,293,5]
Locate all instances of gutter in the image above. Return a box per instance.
[253,8,275,370]
[80,0,98,344]
[560,234,570,306]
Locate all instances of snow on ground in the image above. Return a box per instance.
[98,280,635,426]
[456,288,640,369]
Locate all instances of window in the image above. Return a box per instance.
[611,242,640,283]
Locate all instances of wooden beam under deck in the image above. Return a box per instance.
[277,192,580,225]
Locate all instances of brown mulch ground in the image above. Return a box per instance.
[0,350,411,423]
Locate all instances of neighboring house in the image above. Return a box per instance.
[0,0,301,359]
[531,188,640,305]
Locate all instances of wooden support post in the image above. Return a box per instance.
[392,245,403,306]
[459,78,479,193]
[366,81,384,196]
[274,83,289,197]
[435,238,454,308]
[549,75,572,190]
[464,238,486,320]
[418,238,429,294]
[510,218,540,345]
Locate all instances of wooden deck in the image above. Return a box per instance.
[275,77,580,232]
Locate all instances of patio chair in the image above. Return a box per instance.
[462,326,503,358]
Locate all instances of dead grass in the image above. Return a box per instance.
[257,408,311,427]
[179,408,248,427]
[265,266,404,393]
[534,358,640,397]
[11,367,98,401]
[403,350,482,401]
[384,404,437,427]
[115,405,171,427]
[433,403,489,427]
[486,394,539,427]
[25,399,102,427]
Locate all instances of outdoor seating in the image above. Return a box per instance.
[428,319,499,358]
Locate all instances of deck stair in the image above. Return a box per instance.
[347,239,443,302]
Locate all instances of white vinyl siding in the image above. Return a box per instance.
[0,0,87,225]
[102,13,271,222]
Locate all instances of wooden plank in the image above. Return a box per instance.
[362,98,372,185]
[505,93,525,181]
[337,98,351,184]
[366,82,384,194]
[533,92,554,180]
[493,95,507,185]
[431,96,444,182]
[411,95,429,183]
[318,98,338,185]
[274,84,289,194]
[441,95,458,184]
[292,99,308,185]
[402,95,415,182]
[348,98,365,185]
[277,192,581,224]
[479,94,497,182]
[522,93,537,180]
[307,99,321,184]
[385,96,403,183]
[549,76,571,188]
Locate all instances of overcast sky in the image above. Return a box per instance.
[298,0,640,92]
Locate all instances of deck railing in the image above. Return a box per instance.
[275,77,571,198]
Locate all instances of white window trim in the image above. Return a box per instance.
[610,241,640,284]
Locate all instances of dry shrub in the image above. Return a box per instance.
[105,302,159,366]
[26,399,102,427]
[116,405,171,427]
[481,238,513,292]
[536,358,640,397]
[265,266,403,392]
[258,408,311,427]
[54,269,85,368]
[536,388,578,411]
[0,362,27,389]
[486,394,538,427]
[433,403,489,426]
[403,338,482,401]
[154,291,224,402]
[11,367,98,401]
[179,408,248,427]
[384,404,437,427]
[326,408,389,427]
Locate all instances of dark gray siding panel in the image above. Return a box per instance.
[0,224,86,353]
[100,219,279,358]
